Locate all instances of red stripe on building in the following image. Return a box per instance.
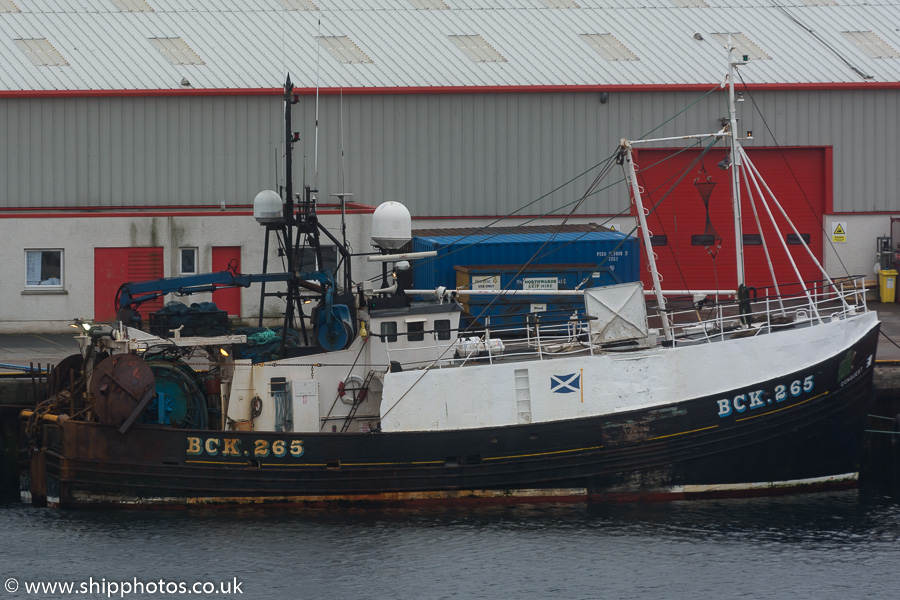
[2,82,899,99]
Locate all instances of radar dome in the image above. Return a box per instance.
[253,190,283,224]
[371,202,411,250]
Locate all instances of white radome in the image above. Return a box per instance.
[253,190,283,224]
[371,201,412,249]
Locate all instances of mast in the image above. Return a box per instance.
[622,141,674,343]
[727,37,746,289]
[284,76,295,245]
[281,75,298,354]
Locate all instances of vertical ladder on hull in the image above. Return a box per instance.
[515,369,532,424]
[340,370,376,433]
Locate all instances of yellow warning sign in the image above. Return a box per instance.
[832,222,847,243]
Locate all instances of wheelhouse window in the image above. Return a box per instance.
[25,249,63,288]
[786,233,811,245]
[407,320,425,342]
[380,321,397,343]
[649,234,668,247]
[434,319,451,341]
[180,247,198,275]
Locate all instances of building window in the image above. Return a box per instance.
[180,247,198,275]
[786,233,811,245]
[407,321,425,342]
[25,249,63,288]
[691,234,719,246]
[743,234,763,246]
[435,319,451,340]
[381,321,397,343]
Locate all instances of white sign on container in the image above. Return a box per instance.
[471,275,501,290]
[522,277,559,291]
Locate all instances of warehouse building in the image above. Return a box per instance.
[1,0,899,332]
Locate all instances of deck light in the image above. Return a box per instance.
[71,318,92,331]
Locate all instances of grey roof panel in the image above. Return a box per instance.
[2,0,900,90]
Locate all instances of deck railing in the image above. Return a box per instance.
[648,275,869,347]
[385,276,871,369]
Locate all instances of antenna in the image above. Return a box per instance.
[726,35,747,289]
[314,7,322,187]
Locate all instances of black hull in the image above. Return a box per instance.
[24,323,880,508]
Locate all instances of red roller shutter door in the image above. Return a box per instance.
[633,147,827,294]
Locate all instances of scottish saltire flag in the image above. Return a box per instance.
[551,373,580,394]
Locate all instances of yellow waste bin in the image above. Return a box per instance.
[879,269,898,303]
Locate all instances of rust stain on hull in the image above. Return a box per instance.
[68,488,591,510]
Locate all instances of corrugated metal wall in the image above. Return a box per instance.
[1,89,896,214]
[0,96,282,208]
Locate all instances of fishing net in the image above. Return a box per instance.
[694,164,722,258]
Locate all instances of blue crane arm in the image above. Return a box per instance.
[116,270,332,310]
[115,269,350,350]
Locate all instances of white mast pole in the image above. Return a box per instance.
[727,37,746,290]
[622,141,674,343]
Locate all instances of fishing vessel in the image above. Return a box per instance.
[20,49,880,508]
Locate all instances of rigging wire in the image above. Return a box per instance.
[383,82,725,289]
[381,156,622,421]
[453,154,621,326]
[320,336,370,430]
[771,0,873,81]
[638,83,722,140]
[428,82,724,266]
[741,160,786,312]
[383,138,722,420]
[340,76,347,201]
[506,147,706,290]
[314,4,322,187]
[409,141,716,282]
[622,137,722,295]
[380,84,731,417]
[735,70,854,280]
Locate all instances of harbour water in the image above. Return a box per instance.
[2,491,900,599]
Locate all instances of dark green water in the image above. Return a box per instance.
[2,491,900,599]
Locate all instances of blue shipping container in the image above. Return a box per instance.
[412,230,639,290]
[453,263,617,329]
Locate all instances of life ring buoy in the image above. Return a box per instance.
[339,375,366,405]
[250,396,263,418]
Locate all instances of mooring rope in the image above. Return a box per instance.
[880,329,900,351]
